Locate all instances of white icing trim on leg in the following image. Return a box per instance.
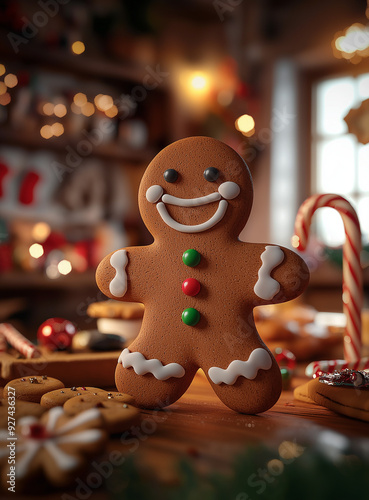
[118,348,185,381]
[254,245,284,300]
[208,348,272,385]
[109,250,128,297]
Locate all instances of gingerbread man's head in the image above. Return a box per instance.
[138,137,253,240]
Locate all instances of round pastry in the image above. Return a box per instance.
[63,395,140,434]
[87,300,144,341]
[3,376,65,403]
[96,137,310,414]
[40,386,106,408]
[0,407,107,491]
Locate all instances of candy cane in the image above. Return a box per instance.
[305,357,369,377]
[0,323,41,359]
[294,194,362,362]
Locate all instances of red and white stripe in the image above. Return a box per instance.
[305,357,369,377]
[0,323,41,359]
[294,193,362,362]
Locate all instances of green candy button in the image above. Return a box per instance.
[182,249,201,267]
[182,308,200,326]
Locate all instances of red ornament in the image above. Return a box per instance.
[37,318,76,351]
[182,278,201,297]
[274,347,296,371]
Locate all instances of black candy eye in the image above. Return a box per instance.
[203,167,219,182]
[163,169,178,183]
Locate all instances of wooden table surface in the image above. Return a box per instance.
[11,369,369,499]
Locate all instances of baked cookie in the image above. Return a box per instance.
[293,381,315,404]
[41,387,135,408]
[63,395,140,434]
[87,300,144,341]
[294,378,369,421]
[96,137,310,414]
[40,386,106,408]
[0,406,107,491]
[3,376,65,403]
[0,399,47,428]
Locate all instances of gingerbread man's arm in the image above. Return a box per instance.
[248,243,310,306]
[96,246,150,303]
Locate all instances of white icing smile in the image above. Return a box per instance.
[146,181,240,233]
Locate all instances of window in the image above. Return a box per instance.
[312,74,369,247]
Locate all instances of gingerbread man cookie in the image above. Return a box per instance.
[96,137,309,414]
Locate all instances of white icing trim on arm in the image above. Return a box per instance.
[162,191,221,207]
[208,348,272,385]
[254,245,284,300]
[119,348,185,380]
[156,199,228,233]
[109,250,128,298]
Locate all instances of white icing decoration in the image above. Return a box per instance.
[254,245,284,300]
[10,408,105,479]
[119,348,185,380]
[109,250,128,298]
[156,199,228,233]
[162,191,221,207]
[16,442,40,479]
[218,181,240,200]
[146,185,163,203]
[43,441,79,471]
[208,348,272,385]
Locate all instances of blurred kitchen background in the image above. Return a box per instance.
[1,0,369,334]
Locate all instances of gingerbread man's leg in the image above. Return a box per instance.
[115,340,198,409]
[200,340,282,414]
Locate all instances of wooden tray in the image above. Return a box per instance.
[0,349,120,387]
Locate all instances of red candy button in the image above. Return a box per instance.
[182,278,201,297]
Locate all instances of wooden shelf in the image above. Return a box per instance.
[0,129,156,164]
[0,270,96,290]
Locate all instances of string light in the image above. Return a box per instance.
[73,93,87,107]
[51,122,64,137]
[71,41,85,55]
[333,23,369,63]
[4,74,18,88]
[235,114,255,134]
[58,259,72,275]
[0,93,11,106]
[105,105,118,118]
[43,103,54,116]
[81,102,95,116]
[190,73,208,91]
[54,103,67,117]
[32,222,51,242]
[95,94,113,111]
[29,243,44,259]
[0,64,5,76]
[40,125,53,139]
[0,82,7,96]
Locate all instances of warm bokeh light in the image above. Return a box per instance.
[0,93,11,106]
[73,93,87,107]
[29,243,44,259]
[4,73,18,88]
[217,89,234,107]
[333,23,369,62]
[190,73,208,91]
[105,104,118,118]
[51,122,64,136]
[0,82,7,95]
[242,127,255,137]
[291,235,300,248]
[235,114,255,133]
[0,64,5,76]
[42,325,53,336]
[81,102,95,116]
[54,103,67,117]
[40,125,53,139]
[71,41,85,55]
[95,94,113,111]
[58,259,72,275]
[43,103,54,116]
[71,102,82,114]
[32,222,51,242]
